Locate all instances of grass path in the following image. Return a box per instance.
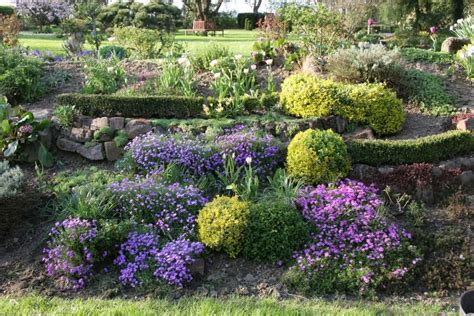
[0,295,455,316]
[18,30,257,56]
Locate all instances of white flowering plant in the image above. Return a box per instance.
[456,44,474,79]
[158,55,196,97]
[450,16,474,41]
[209,55,258,115]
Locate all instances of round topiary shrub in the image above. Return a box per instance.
[339,83,405,135]
[197,195,250,258]
[280,73,339,118]
[287,129,351,184]
[243,201,309,262]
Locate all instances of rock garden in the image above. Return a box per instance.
[0,1,473,314]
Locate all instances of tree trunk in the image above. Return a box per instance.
[253,0,263,13]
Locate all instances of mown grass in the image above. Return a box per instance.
[18,29,257,56]
[0,295,455,316]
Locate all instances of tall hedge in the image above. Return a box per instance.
[237,13,265,29]
[348,130,474,166]
[0,6,14,16]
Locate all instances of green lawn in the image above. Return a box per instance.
[0,295,455,316]
[18,29,257,56]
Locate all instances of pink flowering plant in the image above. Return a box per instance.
[286,180,421,296]
[0,97,51,165]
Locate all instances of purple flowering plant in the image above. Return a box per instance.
[288,180,420,296]
[110,175,208,237]
[125,126,283,180]
[114,231,204,288]
[42,218,98,290]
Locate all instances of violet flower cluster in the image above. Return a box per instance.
[154,239,205,287]
[125,133,222,176]
[125,127,283,179]
[42,218,97,290]
[293,180,419,295]
[215,125,282,178]
[114,232,204,288]
[110,175,207,236]
[114,231,159,288]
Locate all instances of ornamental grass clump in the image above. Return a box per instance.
[110,175,207,237]
[42,218,98,290]
[287,129,351,184]
[114,231,204,288]
[285,180,420,297]
[197,196,250,258]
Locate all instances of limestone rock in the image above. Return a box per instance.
[109,117,125,130]
[441,37,471,54]
[125,119,151,130]
[460,171,474,186]
[77,143,104,160]
[127,125,152,139]
[345,127,375,140]
[56,138,80,152]
[70,127,93,143]
[90,117,109,131]
[104,141,123,161]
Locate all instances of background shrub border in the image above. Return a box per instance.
[57,93,278,118]
[348,130,474,166]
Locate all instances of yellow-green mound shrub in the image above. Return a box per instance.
[280,73,405,135]
[337,83,405,135]
[197,195,250,258]
[280,73,339,118]
[287,129,351,184]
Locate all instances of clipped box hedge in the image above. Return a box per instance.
[57,94,204,118]
[348,130,474,166]
[57,93,278,118]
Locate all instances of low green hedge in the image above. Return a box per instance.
[348,130,474,166]
[57,93,278,118]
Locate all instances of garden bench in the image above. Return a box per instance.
[184,20,224,36]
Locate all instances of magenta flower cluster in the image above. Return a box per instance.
[42,218,97,290]
[18,124,33,135]
[125,127,283,178]
[110,176,207,236]
[293,180,419,295]
[114,231,204,288]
